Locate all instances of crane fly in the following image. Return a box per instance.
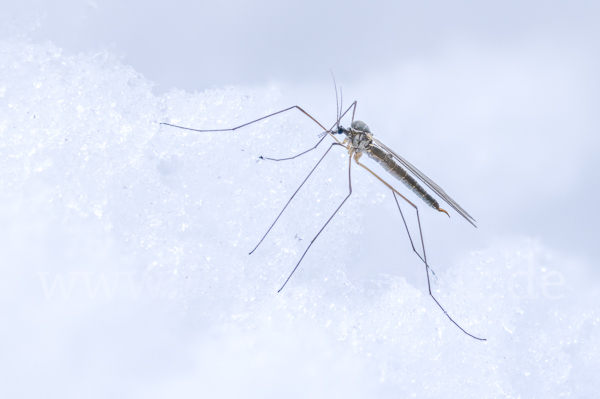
[160,86,484,341]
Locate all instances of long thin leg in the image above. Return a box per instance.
[278,151,353,292]
[392,191,427,265]
[318,100,358,141]
[161,105,341,144]
[250,142,345,255]
[358,161,485,341]
[260,134,328,162]
[338,101,357,127]
[260,100,355,161]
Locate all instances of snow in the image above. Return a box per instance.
[1,39,598,398]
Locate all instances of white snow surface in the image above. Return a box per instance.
[1,40,598,398]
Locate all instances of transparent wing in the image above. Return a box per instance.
[371,137,477,227]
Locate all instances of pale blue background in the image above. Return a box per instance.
[2,1,599,397]
[5,0,598,269]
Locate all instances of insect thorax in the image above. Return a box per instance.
[346,120,373,153]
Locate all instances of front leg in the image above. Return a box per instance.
[353,151,363,164]
[260,134,329,161]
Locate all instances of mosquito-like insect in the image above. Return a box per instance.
[161,85,484,341]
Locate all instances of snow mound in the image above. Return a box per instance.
[1,39,598,398]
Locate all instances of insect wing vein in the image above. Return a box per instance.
[371,138,477,227]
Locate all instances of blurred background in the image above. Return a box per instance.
[5,1,599,272]
[2,1,599,397]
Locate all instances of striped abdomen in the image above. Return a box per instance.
[366,145,441,210]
